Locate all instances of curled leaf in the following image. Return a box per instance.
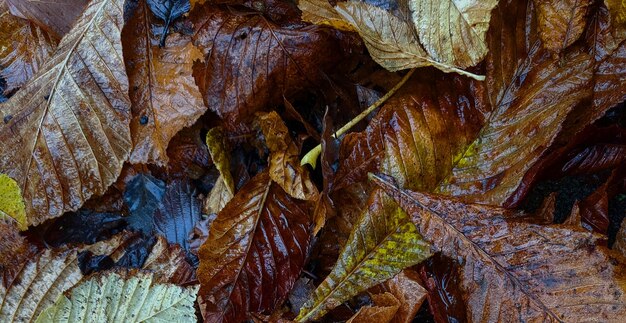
[409,0,499,67]
[257,111,318,201]
[535,0,592,53]
[296,189,430,322]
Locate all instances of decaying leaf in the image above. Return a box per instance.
[141,236,196,285]
[372,173,626,322]
[376,269,428,323]
[198,171,311,322]
[535,0,592,54]
[0,0,131,225]
[333,2,484,80]
[124,173,166,234]
[346,292,400,323]
[605,0,626,31]
[35,270,198,322]
[409,0,499,67]
[0,0,57,94]
[0,173,27,230]
[257,111,318,201]
[5,0,87,38]
[153,179,202,254]
[191,3,348,127]
[123,0,206,166]
[296,189,430,322]
[146,0,190,47]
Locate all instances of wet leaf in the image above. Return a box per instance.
[535,0,592,54]
[605,0,626,30]
[409,0,499,68]
[372,173,626,322]
[295,189,430,322]
[0,0,57,94]
[142,236,196,285]
[153,179,202,254]
[333,2,484,80]
[298,0,356,32]
[0,173,27,230]
[5,0,87,38]
[257,111,318,201]
[190,4,351,127]
[0,0,131,226]
[123,0,205,165]
[377,269,427,323]
[35,270,198,323]
[124,173,166,234]
[197,171,311,322]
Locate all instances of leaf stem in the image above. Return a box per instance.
[300,68,416,169]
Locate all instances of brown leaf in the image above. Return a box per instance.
[535,0,592,54]
[346,292,400,323]
[5,0,87,38]
[257,111,318,201]
[0,0,131,225]
[197,171,311,322]
[383,269,427,323]
[0,0,57,94]
[372,173,626,322]
[142,236,196,285]
[123,0,206,166]
[191,4,344,128]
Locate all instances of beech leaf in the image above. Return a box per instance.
[124,173,166,234]
[0,0,57,94]
[346,292,400,323]
[146,0,190,47]
[295,189,430,322]
[409,0,499,68]
[0,0,132,225]
[372,173,626,322]
[198,171,312,322]
[124,0,206,166]
[35,270,198,323]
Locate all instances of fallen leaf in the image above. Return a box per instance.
[123,0,205,166]
[409,0,499,67]
[35,270,198,322]
[147,0,190,47]
[124,173,166,234]
[295,189,430,322]
[5,0,87,38]
[436,1,594,205]
[0,0,132,225]
[346,292,400,323]
[257,111,318,201]
[333,2,484,80]
[197,171,311,322]
[0,0,57,94]
[191,4,351,127]
[204,127,235,215]
[372,173,626,322]
[535,0,592,54]
[380,269,427,323]
[153,179,202,254]
[0,173,27,230]
[605,0,626,32]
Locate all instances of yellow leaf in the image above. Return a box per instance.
[295,189,430,322]
[409,0,499,67]
[298,0,356,32]
[0,174,27,230]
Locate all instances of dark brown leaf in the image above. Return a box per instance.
[5,0,87,38]
[197,170,311,322]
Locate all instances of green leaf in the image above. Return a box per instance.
[0,173,27,230]
[295,189,430,322]
[36,270,198,323]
